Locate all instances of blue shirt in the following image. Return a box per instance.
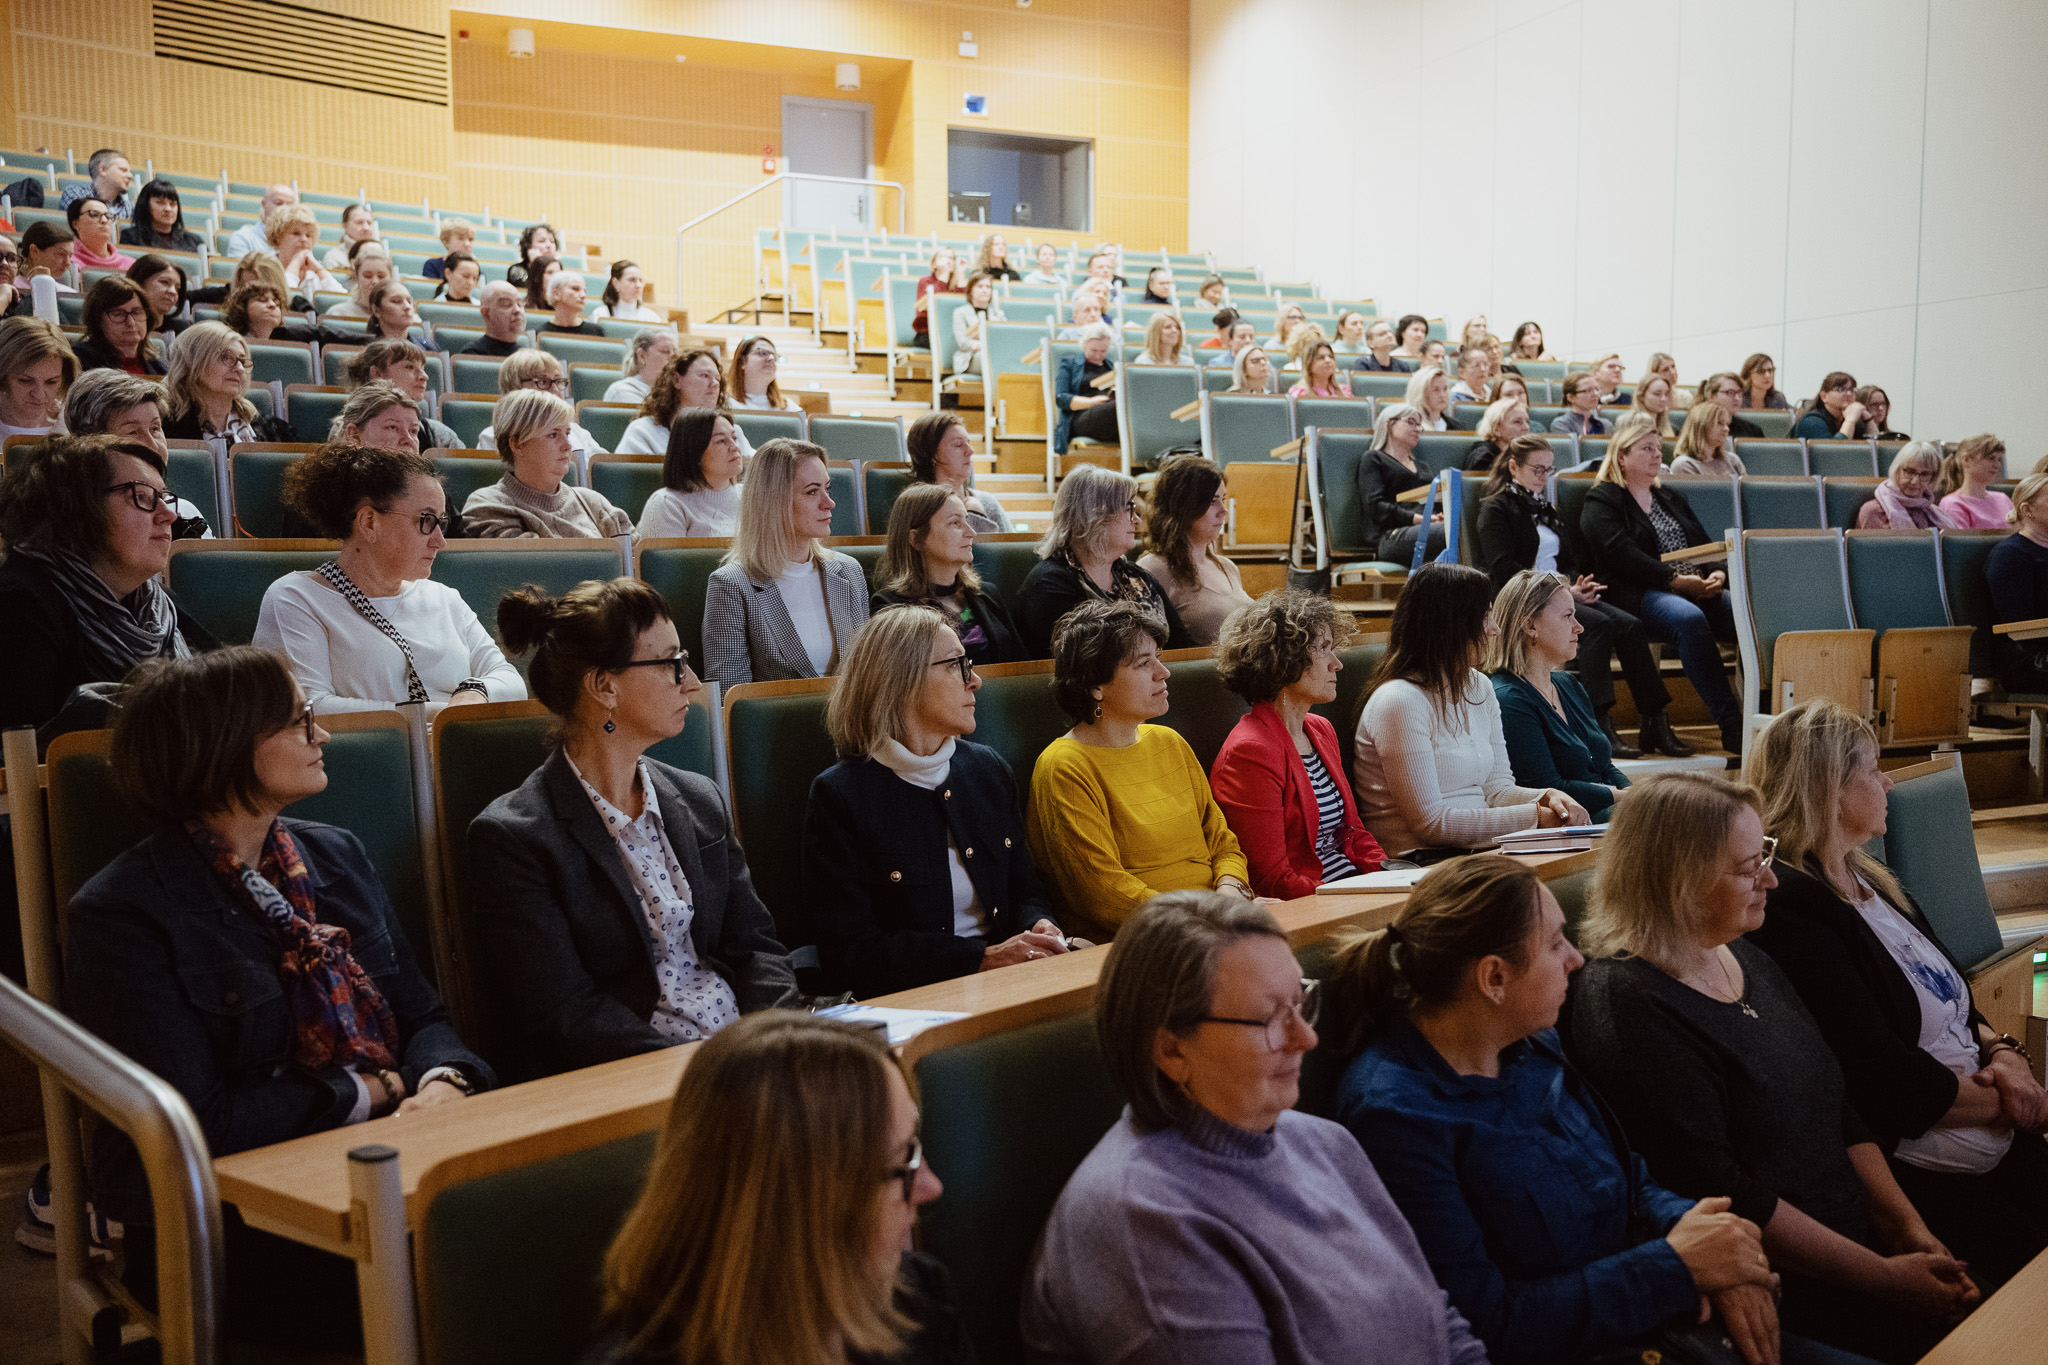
[1491,670,1628,819]
[1333,1019,1699,1365]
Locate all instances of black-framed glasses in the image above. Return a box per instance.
[296,699,316,746]
[1124,499,1143,519]
[1197,978,1321,1052]
[0,251,19,265]
[885,1135,924,1204]
[930,652,974,686]
[621,651,692,686]
[412,510,456,536]
[77,208,112,222]
[104,481,172,513]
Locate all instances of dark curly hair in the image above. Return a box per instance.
[497,577,674,720]
[280,443,438,540]
[1142,454,1224,589]
[0,434,165,559]
[221,281,286,335]
[639,348,724,427]
[1050,599,1168,725]
[81,275,159,360]
[1214,589,1343,704]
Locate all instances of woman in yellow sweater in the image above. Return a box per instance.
[1028,600,1252,938]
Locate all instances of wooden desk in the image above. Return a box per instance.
[1917,1244,2048,1363]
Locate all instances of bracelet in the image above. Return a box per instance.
[1985,1033,2032,1063]
[453,678,489,699]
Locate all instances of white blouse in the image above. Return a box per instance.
[603,375,651,405]
[1352,674,1546,853]
[617,415,755,461]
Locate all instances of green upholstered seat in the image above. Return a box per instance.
[634,543,729,676]
[432,544,628,647]
[863,464,916,535]
[914,1010,1125,1365]
[417,301,484,329]
[832,542,884,591]
[568,363,620,404]
[1661,477,1740,542]
[827,466,863,538]
[1309,430,1378,559]
[435,456,511,517]
[589,457,663,522]
[1845,531,1950,633]
[166,546,329,645]
[576,403,635,453]
[973,541,1043,618]
[247,342,316,389]
[164,449,220,531]
[1741,410,1796,438]
[1310,642,1386,743]
[732,411,806,450]
[440,397,498,449]
[1292,395,1375,438]
[536,333,629,368]
[1157,656,1251,773]
[1548,867,1596,942]
[286,387,347,444]
[1734,440,1806,476]
[1737,532,1853,694]
[1117,364,1201,467]
[1882,761,2010,972]
[1202,393,1292,467]
[812,416,908,467]
[1806,441,1879,478]
[724,688,838,948]
[1738,477,1824,530]
[1823,478,1880,529]
[1200,365,1233,393]
[1937,530,2006,678]
[1578,437,1609,470]
[1413,432,1474,477]
[971,671,1073,788]
[1346,373,1410,401]
[449,356,505,395]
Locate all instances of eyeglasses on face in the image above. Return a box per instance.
[413,510,457,536]
[527,376,567,392]
[1197,977,1322,1052]
[885,1135,924,1204]
[1735,836,1779,885]
[930,652,975,686]
[295,699,317,746]
[0,251,20,265]
[620,651,693,686]
[104,481,172,514]
[78,208,112,222]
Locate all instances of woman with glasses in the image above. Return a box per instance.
[1854,442,1950,530]
[476,350,607,461]
[470,578,797,1083]
[801,605,1064,998]
[159,321,292,452]
[65,646,489,1349]
[584,1011,969,1365]
[252,444,523,714]
[1014,463,1192,659]
[728,334,798,410]
[1136,454,1253,646]
[870,484,1026,667]
[1357,401,1446,566]
[462,390,633,539]
[1740,354,1791,411]
[0,434,216,736]
[1569,772,1976,1364]
[65,197,134,271]
[1793,372,1868,441]
[1024,890,1487,1364]
[0,232,27,317]
[72,275,165,376]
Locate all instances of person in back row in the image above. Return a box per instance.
[636,406,744,540]
[253,445,523,714]
[1855,441,1950,530]
[540,270,604,336]
[907,409,1011,531]
[801,605,1064,997]
[604,328,675,406]
[463,390,634,539]
[1937,433,2011,529]
[1136,454,1253,646]
[460,280,529,357]
[469,578,797,1083]
[1023,891,1490,1364]
[1013,463,1192,659]
[224,185,295,259]
[870,483,1025,666]
[345,337,463,451]
[71,276,162,376]
[1551,372,1610,436]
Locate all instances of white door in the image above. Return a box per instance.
[782,97,873,232]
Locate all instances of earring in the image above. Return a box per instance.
[603,709,616,735]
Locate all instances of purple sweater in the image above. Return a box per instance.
[1022,1105,1490,1365]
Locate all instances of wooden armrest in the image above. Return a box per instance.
[1970,801,2048,824]
[1089,371,1117,391]
[1269,438,1304,459]
[1660,542,1726,565]
[870,274,886,290]
[1021,345,1043,364]
[1169,399,1201,421]
[1883,751,1957,784]
[1995,616,2048,640]
[1395,484,1433,504]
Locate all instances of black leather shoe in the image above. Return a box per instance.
[1638,711,1695,757]
[1599,713,1641,759]
[1719,721,1746,755]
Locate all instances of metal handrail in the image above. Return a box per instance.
[671,171,906,303]
[0,974,224,1364]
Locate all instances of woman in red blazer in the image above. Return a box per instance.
[1210,591,1385,899]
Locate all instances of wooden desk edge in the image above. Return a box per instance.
[1916,1241,2048,1362]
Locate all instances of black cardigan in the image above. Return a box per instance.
[801,741,1056,998]
[1579,481,1713,616]
[162,406,295,446]
[1748,862,1987,1149]
[70,333,167,376]
[1011,556,1193,659]
[1475,488,1581,592]
[1354,447,1432,549]
[872,581,1028,666]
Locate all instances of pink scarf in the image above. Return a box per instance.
[1872,479,1953,531]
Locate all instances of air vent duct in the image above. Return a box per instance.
[152,0,450,107]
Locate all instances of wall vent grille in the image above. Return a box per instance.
[152,0,450,107]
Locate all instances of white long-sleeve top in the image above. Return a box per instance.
[1351,673,1545,853]
[638,484,741,539]
[617,415,755,461]
[252,571,527,715]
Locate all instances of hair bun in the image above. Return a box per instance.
[495,584,560,656]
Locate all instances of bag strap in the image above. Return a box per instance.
[316,560,429,705]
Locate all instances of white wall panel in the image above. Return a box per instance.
[1913,289,2048,469]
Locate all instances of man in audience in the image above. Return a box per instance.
[1207,317,1256,366]
[463,281,528,356]
[1085,249,1124,303]
[59,149,133,219]
[225,185,297,259]
[1697,371,1763,438]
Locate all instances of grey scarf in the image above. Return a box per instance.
[17,545,188,678]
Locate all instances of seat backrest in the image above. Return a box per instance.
[733,410,807,450]
[1735,439,1806,476]
[587,454,663,521]
[885,274,921,348]
[1738,476,1823,531]
[1822,477,1879,529]
[1882,759,2003,970]
[863,463,916,536]
[723,682,839,948]
[1413,432,1473,477]
[431,542,629,646]
[1120,364,1202,466]
[986,321,1048,382]
[1156,654,1251,773]
[811,415,907,467]
[166,541,334,644]
[433,452,514,515]
[568,362,619,404]
[973,537,1044,619]
[285,385,348,444]
[823,463,863,537]
[1937,530,2006,678]
[971,665,1070,786]
[164,448,221,531]
[913,1010,1126,1365]
[634,540,730,673]
[246,341,316,389]
[574,401,635,453]
[440,396,498,448]
[449,355,504,395]
[1807,440,1878,478]
[1344,372,1410,401]
[1310,641,1387,742]
[536,332,629,369]
[1309,429,1378,558]
[1845,531,1949,634]
[1740,531,1853,692]
[1654,476,1739,541]
[227,445,328,537]
[1292,395,1374,436]
[419,1128,657,1365]
[1554,472,1600,569]
[1202,393,1293,467]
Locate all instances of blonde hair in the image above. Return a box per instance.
[599,1012,914,1365]
[1939,433,2006,497]
[729,438,830,581]
[1141,309,1186,364]
[1588,352,1623,384]
[827,605,952,756]
[496,349,562,394]
[1594,411,1665,486]
[1285,321,1328,366]
[1037,462,1135,563]
[1674,399,1730,465]
[491,388,573,460]
[161,321,255,427]
[1629,375,1676,437]
[1582,771,1761,969]
[0,316,78,390]
[1272,302,1307,347]
[1403,365,1448,418]
[437,217,476,249]
[1474,398,1526,444]
[2010,473,2048,529]
[262,203,318,248]
[1484,570,1571,677]
[1749,699,1907,907]
[1229,345,1273,395]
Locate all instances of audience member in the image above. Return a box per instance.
[1056,290,1106,340]
[421,218,474,281]
[1329,310,1371,356]
[636,406,743,539]
[1392,312,1430,362]
[361,281,428,346]
[160,322,291,452]
[224,185,295,258]
[907,409,1011,532]
[330,380,421,454]
[68,646,487,1345]
[1022,241,1064,286]
[594,259,660,322]
[1699,370,1766,437]
[1641,351,1682,397]
[319,203,380,273]
[1985,472,2048,693]
[61,371,195,491]
[433,252,481,302]
[974,230,1022,282]
[1740,353,1791,410]
[1476,435,1683,758]
[118,179,203,253]
[1855,385,1907,440]
[1489,372,1531,407]
[1352,562,1585,857]
[618,348,751,458]
[1569,772,1976,1364]
[1023,891,1486,1362]
[1216,316,1258,364]
[1014,463,1192,658]
[871,485,1025,665]
[1288,339,1349,399]
[522,255,562,312]
[322,242,392,319]
[1582,412,1742,752]
[253,444,523,713]
[0,232,26,317]
[1268,301,1308,356]
[1855,441,1950,530]
[476,351,605,459]
[0,315,74,442]
[1356,401,1444,563]
[1459,396,1531,473]
[1486,570,1630,820]
[70,276,161,375]
[345,337,461,449]
[583,1013,966,1365]
[702,439,869,684]
[1324,856,1815,1365]
[505,223,559,291]
[65,197,135,271]
[1793,372,1867,440]
[1508,321,1552,361]
[1195,274,1227,310]
[728,334,799,410]
[911,246,966,349]
[1588,353,1627,404]
[1227,342,1274,395]
[802,605,1058,995]
[60,149,132,217]
[1200,307,1239,351]
[1353,318,1415,373]
[264,205,343,297]
[1448,344,1492,405]
[1669,398,1746,477]
[20,220,78,292]
[604,328,675,405]
[208,257,317,330]
[1750,700,2048,1291]
[1083,248,1125,304]
[128,254,192,338]
[1937,433,2011,528]
[0,434,216,735]
[541,270,604,336]
[950,271,1001,375]
[463,390,633,539]
[1551,371,1611,436]
[1631,372,1678,436]
[1140,266,1175,306]
[1133,308,1193,366]
[1136,454,1253,645]
[1029,605,1250,935]
[1054,321,1120,452]
[1209,591,1385,898]
[1404,365,1455,431]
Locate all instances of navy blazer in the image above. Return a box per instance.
[467,751,798,1082]
[1491,671,1627,820]
[801,741,1056,997]
[1052,351,1112,454]
[65,820,487,1226]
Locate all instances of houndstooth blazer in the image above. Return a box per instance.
[700,551,871,686]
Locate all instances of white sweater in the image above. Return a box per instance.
[252,572,527,715]
[639,484,741,539]
[1351,673,1546,853]
[617,415,756,461]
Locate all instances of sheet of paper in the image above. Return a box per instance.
[1320,866,1430,892]
[815,1003,970,1046]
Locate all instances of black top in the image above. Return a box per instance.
[461,333,523,356]
[578,1251,976,1365]
[983,264,1021,282]
[1579,481,1712,615]
[871,580,1027,666]
[1749,862,1986,1148]
[1352,354,1415,373]
[540,320,606,337]
[466,751,799,1082]
[1475,487,1580,591]
[259,320,365,348]
[1354,447,1431,548]
[1728,413,1763,439]
[1566,943,1875,1242]
[1987,532,2048,682]
[161,407,294,446]
[0,551,218,736]
[1011,556,1193,659]
[802,741,1055,997]
[1460,440,1503,474]
[66,819,490,1225]
[70,334,167,376]
[119,225,206,253]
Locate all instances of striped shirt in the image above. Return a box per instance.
[1302,744,1359,882]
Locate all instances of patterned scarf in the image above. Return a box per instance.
[315,559,428,704]
[186,820,399,1073]
[1504,480,1561,532]
[1872,479,1954,531]
[14,545,189,680]
[1059,547,1170,631]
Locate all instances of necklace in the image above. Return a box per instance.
[1714,948,1759,1019]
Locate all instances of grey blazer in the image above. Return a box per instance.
[701,551,871,685]
[467,750,798,1082]
[1549,410,1611,437]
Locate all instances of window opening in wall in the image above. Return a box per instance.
[946,128,1091,231]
